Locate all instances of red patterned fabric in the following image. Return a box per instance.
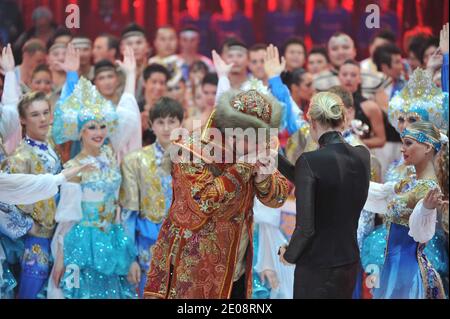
[144,141,289,299]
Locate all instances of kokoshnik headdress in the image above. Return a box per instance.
[389,68,448,133]
[52,77,119,144]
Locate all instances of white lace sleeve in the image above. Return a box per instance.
[0,173,65,205]
[363,181,396,214]
[109,92,142,162]
[408,199,437,243]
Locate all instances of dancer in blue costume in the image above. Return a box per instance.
[361,66,449,297]
[1,59,64,299]
[120,97,183,297]
[47,46,141,299]
[364,121,447,299]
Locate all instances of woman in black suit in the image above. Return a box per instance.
[279,92,371,299]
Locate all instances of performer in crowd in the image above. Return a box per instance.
[120,97,184,297]
[364,121,447,299]
[361,69,449,297]
[47,46,141,299]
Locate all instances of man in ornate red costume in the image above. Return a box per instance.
[144,84,289,299]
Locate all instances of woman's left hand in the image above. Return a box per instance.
[423,188,443,210]
[127,261,141,285]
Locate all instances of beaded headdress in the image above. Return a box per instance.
[388,69,448,132]
[52,77,119,144]
[214,88,282,131]
[400,123,443,152]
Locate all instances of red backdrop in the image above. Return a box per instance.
[16,0,450,52]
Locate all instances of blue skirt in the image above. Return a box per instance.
[362,225,449,297]
[60,223,138,299]
[372,223,445,299]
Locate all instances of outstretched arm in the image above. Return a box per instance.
[0,164,92,205]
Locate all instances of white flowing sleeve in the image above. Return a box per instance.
[0,71,21,152]
[253,198,281,274]
[55,182,82,223]
[215,75,231,105]
[363,181,396,215]
[0,173,66,205]
[408,199,437,243]
[109,92,142,162]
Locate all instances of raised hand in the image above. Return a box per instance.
[212,49,234,78]
[116,45,136,76]
[440,23,449,55]
[0,43,16,73]
[56,43,80,73]
[426,48,443,73]
[264,44,286,79]
[118,45,137,95]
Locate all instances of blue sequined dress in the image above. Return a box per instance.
[57,146,137,299]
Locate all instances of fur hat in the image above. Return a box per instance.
[214,89,282,131]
